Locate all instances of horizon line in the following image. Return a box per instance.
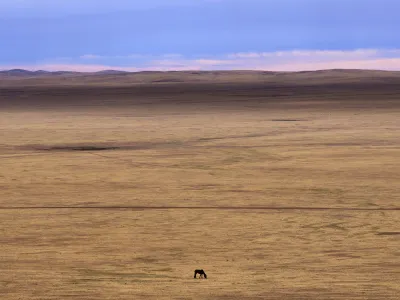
[1,68,400,74]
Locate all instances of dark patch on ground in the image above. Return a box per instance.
[16,141,179,153]
[22,144,124,152]
[44,146,119,152]
[376,232,400,236]
[1,81,400,111]
[152,79,183,83]
[271,119,305,122]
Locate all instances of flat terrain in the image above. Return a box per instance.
[1,70,399,299]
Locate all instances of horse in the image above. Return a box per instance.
[194,269,207,279]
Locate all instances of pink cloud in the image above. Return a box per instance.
[264,58,400,71]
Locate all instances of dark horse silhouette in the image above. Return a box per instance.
[194,269,207,279]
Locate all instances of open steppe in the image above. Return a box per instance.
[1,70,399,299]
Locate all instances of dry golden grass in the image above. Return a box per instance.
[0,75,399,299]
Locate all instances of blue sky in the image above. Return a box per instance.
[1,0,400,71]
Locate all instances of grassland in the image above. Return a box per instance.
[0,70,399,299]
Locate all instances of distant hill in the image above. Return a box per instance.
[0,69,47,76]
[0,69,81,77]
[0,69,130,77]
[95,70,129,75]
[1,69,400,87]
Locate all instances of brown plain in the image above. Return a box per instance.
[1,70,399,299]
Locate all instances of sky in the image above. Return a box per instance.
[1,0,400,72]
